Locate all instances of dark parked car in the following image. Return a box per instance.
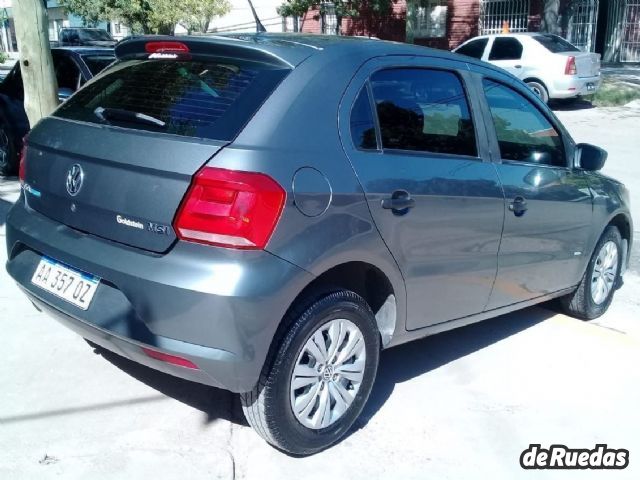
[6,34,632,455]
[0,47,114,175]
[58,28,116,47]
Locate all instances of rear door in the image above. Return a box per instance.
[487,37,526,79]
[477,76,593,308]
[23,40,291,253]
[341,56,505,330]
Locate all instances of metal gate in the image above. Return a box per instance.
[621,0,640,61]
[603,0,640,62]
[479,0,530,35]
[567,0,599,52]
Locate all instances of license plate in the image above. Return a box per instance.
[586,82,596,91]
[31,257,100,310]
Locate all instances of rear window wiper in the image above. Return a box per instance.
[94,107,166,128]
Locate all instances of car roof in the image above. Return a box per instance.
[464,32,547,40]
[120,33,500,73]
[52,47,115,55]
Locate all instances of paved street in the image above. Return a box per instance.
[1,106,639,479]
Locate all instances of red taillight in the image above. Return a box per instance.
[174,167,286,250]
[145,41,190,54]
[565,56,577,75]
[18,138,27,184]
[141,347,199,370]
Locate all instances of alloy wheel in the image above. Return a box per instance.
[289,318,366,429]
[591,240,618,305]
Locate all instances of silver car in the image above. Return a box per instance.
[454,33,601,103]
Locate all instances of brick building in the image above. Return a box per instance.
[296,0,640,62]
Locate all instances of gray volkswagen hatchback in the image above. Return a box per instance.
[7,34,632,455]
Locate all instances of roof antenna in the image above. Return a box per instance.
[246,0,267,33]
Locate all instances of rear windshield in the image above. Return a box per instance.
[79,30,113,41]
[533,34,580,53]
[55,58,290,141]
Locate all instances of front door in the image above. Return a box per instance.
[479,78,593,309]
[342,59,505,330]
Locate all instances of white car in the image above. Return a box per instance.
[453,33,601,103]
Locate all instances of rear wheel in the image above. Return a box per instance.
[241,290,380,455]
[560,226,622,320]
[526,80,549,104]
[0,120,17,177]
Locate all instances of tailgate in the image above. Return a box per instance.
[25,118,223,253]
[22,40,291,253]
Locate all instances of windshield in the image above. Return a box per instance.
[81,54,115,76]
[533,34,580,53]
[55,58,290,141]
[78,30,113,42]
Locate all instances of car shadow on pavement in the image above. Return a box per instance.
[550,98,594,111]
[352,305,556,433]
[91,305,555,435]
[93,345,249,427]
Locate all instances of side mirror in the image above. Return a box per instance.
[576,143,607,171]
[58,87,74,103]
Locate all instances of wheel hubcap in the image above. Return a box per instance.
[290,318,366,430]
[591,241,618,305]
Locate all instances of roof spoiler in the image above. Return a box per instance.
[115,36,294,68]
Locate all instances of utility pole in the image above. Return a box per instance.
[13,0,58,127]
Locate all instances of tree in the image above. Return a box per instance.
[59,0,230,35]
[277,0,393,34]
[540,0,561,35]
[14,0,58,126]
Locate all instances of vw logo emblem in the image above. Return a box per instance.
[66,164,84,197]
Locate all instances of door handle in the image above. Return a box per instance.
[509,196,528,217]
[382,190,415,215]
[514,64,522,69]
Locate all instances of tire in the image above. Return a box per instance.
[241,290,380,455]
[560,226,623,320]
[0,119,17,177]
[526,80,549,104]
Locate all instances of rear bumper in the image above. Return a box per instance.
[550,75,601,99]
[6,198,313,393]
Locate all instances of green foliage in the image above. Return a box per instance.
[277,0,393,22]
[589,81,640,107]
[0,51,7,64]
[59,0,230,34]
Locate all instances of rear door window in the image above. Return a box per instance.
[54,58,290,141]
[489,37,523,60]
[350,87,378,150]
[456,38,488,59]
[81,54,115,76]
[370,68,477,157]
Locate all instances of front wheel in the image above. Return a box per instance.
[241,290,380,455]
[560,226,623,320]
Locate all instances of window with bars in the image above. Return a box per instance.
[322,2,339,35]
[415,0,448,38]
[479,0,530,35]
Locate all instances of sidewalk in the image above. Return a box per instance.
[602,64,640,88]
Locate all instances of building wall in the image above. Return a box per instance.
[414,0,479,50]
[299,0,407,41]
